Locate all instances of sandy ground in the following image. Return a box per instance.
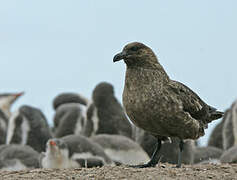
[1,163,237,180]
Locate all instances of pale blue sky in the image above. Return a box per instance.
[0,1,236,146]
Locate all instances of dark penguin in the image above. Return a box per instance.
[113,42,223,168]
[40,135,113,168]
[53,93,89,137]
[222,100,237,150]
[0,144,40,171]
[0,92,24,144]
[193,146,223,164]
[6,105,52,152]
[83,82,133,138]
[91,134,150,165]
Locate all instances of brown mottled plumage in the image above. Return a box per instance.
[113,42,223,168]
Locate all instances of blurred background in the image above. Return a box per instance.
[0,0,236,146]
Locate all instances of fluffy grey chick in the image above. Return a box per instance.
[0,110,8,145]
[193,146,223,164]
[220,145,237,163]
[53,93,89,110]
[53,93,89,137]
[91,134,150,165]
[6,105,52,152]
[113,42,223,168]
[222,100,237,150]
[207,117,226,150]
[40,135,113,169]
[83,82,132,138]
[0,144,40,171]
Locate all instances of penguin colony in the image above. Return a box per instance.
[0,42,235,171]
